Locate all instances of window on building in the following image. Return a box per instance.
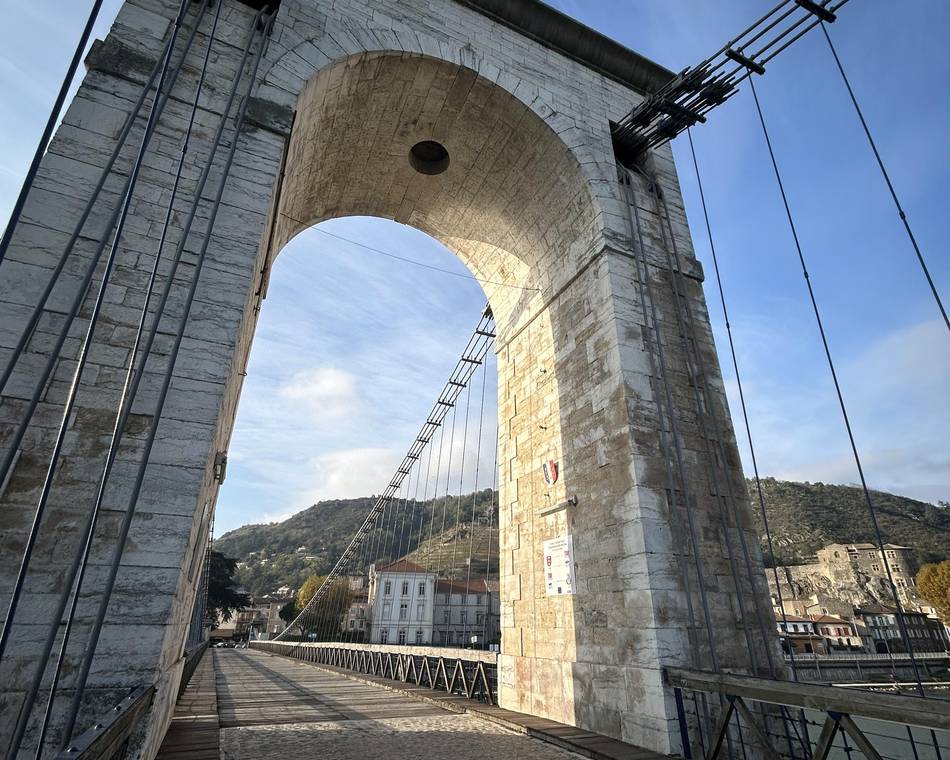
[893,565,901,573]
[349,620,355,628]
[380,630,389,644]
[896,578,906,588]
[460,611,468,624]
[868,552,875,559]
[415,630,423,644]
[419,582,426,596]
[402,581,410,596]
[359,620,364,629]
[384,581,392,595]
[833,551,840,558]
[476,612,484,626]
[398,629,407,645]
[871,564,880,572]
[443,609,450,623]
[439,631,448,645]
[399,603,408,620]
[416,604,424,620]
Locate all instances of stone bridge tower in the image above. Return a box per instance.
[0,0,778,757]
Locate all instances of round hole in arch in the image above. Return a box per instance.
[409,140,450,175]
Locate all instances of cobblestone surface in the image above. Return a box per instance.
[221,714,582,760]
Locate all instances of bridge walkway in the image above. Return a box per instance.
[158,648,662,760]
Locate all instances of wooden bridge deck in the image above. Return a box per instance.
[157,647,665,760]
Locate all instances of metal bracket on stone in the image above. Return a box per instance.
[539,495,578,517]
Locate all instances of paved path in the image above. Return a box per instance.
[214,648,582,760]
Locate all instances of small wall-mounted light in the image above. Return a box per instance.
[214,451,228,484]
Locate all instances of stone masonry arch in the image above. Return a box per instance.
[0,1,777,758]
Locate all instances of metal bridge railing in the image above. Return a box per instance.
[667,667,950,760]
[251,640,497,705]
[51,687,154,760]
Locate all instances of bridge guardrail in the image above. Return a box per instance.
[52,685,154,760]
[251,641,497,704]
[785,651,949,662]
[666,667,950,759]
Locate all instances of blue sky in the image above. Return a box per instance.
[1,1,947,535]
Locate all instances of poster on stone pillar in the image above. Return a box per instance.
[543,535,576,596]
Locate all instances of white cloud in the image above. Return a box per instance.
[304,447,404,503]
[728,316,950,504]
[279,367,360,422]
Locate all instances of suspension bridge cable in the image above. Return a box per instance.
[0,15,206,652]
[461,359,488,646]
[275,310,495,642]
[687,128,814,754]
[1,1,200,752]
[448,382,473,646]
[748,76,926,695]
[0,0,105,266]
[275,212,538,292]
[485,393,498,645]
[0,0,202,667]
[647,173,765,675]
[622,169,719,672]
[685,127,802,684]
[32,2,225,749]
[421,410,447,582]
[432,400,458,596]
[59,11,276,743]
[0,13,198,458]
[819,23,948,332]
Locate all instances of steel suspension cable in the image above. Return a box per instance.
[0,9,204,471]
[60,10,276,742]
[819,23,948,332]
[432,401,458,591]
[2,3,198,754]
[276,311,495,641]
[686,127,800,683]
[0,0,200,668]
[650,184,762,675]
[406,418,438,643]
[650,174,774,675]
[461,359,488,646]
[448,381,473,647]
[421,411,447,581]
[748,76,926,695]
[622,169,718,671]
[485,386,498,646]
[31,2,226,748]
[381,467,415,642]
[0,0,105,267]
[686,128,813,755]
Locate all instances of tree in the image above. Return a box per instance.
[279,600,298,624]
[293,575,354,640]
[207,550,251,625]
[296,575,324,611]
[917,561,950,622]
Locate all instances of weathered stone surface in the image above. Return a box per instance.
[0,1,778,758]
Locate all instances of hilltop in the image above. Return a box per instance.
[215,479,947,597]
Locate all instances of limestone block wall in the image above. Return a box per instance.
[0,0,778,757]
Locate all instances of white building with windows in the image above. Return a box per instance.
[367,560,436,645]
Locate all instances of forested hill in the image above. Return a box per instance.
[216,479,947,597]
[749,478,948,568]
[215,490,497,598]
